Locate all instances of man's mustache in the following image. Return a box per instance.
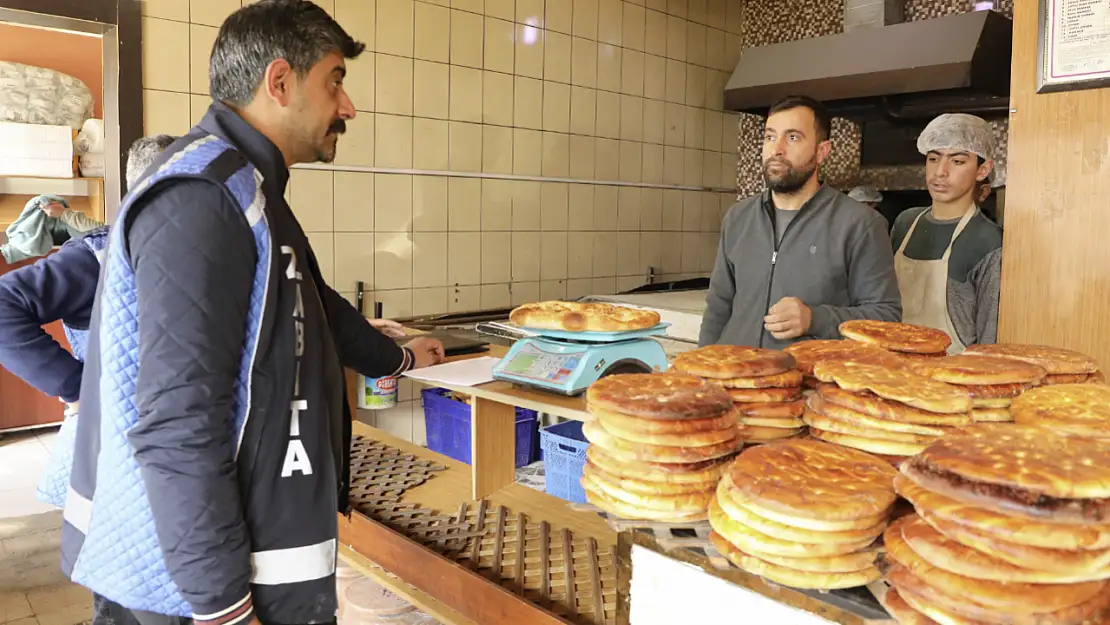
[327,120,346,135]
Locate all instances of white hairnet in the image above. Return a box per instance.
[917,113,994,160]
[848,185,883,204]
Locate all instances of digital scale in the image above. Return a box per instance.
[483,322,672,396]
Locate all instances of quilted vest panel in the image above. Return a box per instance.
[67,135,272,616]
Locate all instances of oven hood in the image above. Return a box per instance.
[724,10,1013,120]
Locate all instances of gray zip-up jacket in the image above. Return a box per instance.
[699,185,902,349]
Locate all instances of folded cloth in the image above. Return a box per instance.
[1,195,73,263]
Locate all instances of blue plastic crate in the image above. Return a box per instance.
[422,388,538,468]
[539,420,590,503]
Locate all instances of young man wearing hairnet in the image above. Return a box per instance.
[891,113,1002,352]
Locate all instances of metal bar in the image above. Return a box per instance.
[294,163,738,194]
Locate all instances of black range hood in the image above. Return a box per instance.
[724,10,1013,121]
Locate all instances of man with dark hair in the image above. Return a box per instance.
[700,95,901,348]
[891,113,1002,351]
[57,3,444,625]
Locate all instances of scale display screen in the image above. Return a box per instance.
[501,343,582,383]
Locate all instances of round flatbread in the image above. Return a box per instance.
[964,382,1034,399]
[586,373,733,420]
[583,480,708,522]
[1089,371,1107,385]
[717,370,804,389]
[910,355,1046,386]
[880,589,939,625]
[737,416,806,429]
[817,384,972,426]
[971,396,1012,409]
[900,513,1110,584]
[716,475,886,544]
[910,424,1110,500]
[840,320,952,354]
[964,343,1099,375]
[884,516,1110,622]
[581,465,714,512]
[595,410,737,447]
[785,339,905,375]
[1045,373,1091,385]
[727,479,889,532]
[728,438,898,522]
[810,428,929,457]
[708,500,878,557]
[1011,384,1110,438]
[969,407,1011,422]
[733,400,805,419]
[894,473,1110,551]
[585,447,732,485]
[583,420,739,464]
[920,509,1110,576]
[727,387,803,403]
[673,345,796,379]
[509,300,660,332]
[708,531,880,590]
[807,394,952,436]
[591,406,738,434]
[813,361,971,414]
[803,411,940,445]
[583,460,715,496]
[743,425,805,442]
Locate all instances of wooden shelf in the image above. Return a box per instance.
[0,177,105,230]
[0,174,103,182]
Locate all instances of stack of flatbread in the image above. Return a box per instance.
[965,343,1106,386]
[708,439,897,589]
[580,373,739,522]
[1011,384,1110,438]
[907,355,1046,424]
[785,339,906,390]
[840,320,951,360]
[882,425,1110,625]
[509,300,661,333]
[806,362,972,460]
[673,345,805,444]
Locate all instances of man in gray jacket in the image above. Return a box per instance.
[700,96,901,349]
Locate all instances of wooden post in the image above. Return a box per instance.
[470,397,517,499]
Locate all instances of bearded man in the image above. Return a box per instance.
[699,95,902,348]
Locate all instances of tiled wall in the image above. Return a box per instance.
[139,0,745,443]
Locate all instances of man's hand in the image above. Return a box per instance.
[405,337,446,369]
[368,318,406,338]
[764,297,812,340]
[41,202,66,218]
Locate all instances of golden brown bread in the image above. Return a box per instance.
[802,410,941,444]
[585,447,732,484]
[969,407,1012,422]
[590,405,738,434]
[726,387,803,403]
[784,339,905,375]
[900,513,1110,584]
[880,588,942,625]
[716,370,804,389]
[737,416,806,429]
[1046,373,1092,385]
[814,361,971,414]
[586,373,733,420]
[964,381,1036,399]
[509,301,661,332]
[581,465,714,512]
[883,516,1110,619]
[716,475,886,544]
[728,438,898,522]
[672,345,796,379]
[708,500,878,557]
[582,481,708,522]
[971,396,1013,409]
[733,400,806,419]
[726,538,880,573]
[1011,384,1110,438]
[817,384,973,426]
[708,531,881,590]
[810,428,931,457]
[742,425,806,442]
[582,460,717,496]
[911,424,1110,501]
[964,344,1100,375]
[594,410,737,447]
[807,394,952,436]
[920,509,1110,577]
[582,420,739,464]
[895,473,1110,551]
[910,355,1047,386]
[840,320,953,354]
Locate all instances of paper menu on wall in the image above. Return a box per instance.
[402,357,499,387]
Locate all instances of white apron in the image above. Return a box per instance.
[894,207,977,355]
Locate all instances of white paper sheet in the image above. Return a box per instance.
[402,356,499,387]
